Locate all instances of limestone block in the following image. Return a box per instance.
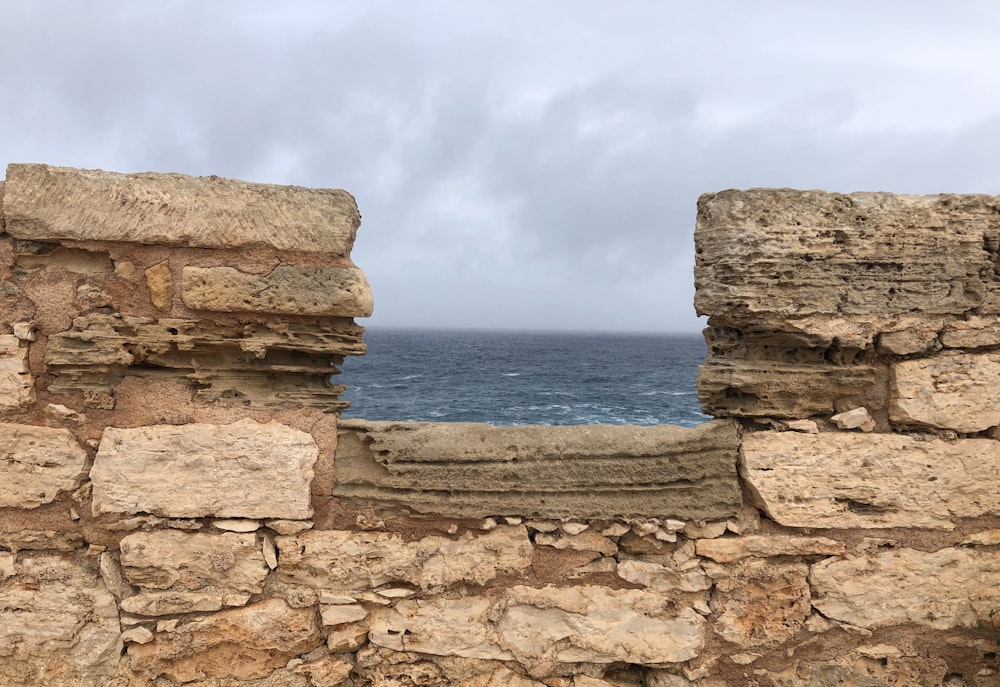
[695,535,844,563]
[0,335,33,410]
[45,313,364,410]
[333,419,742,521]
[291,656,354,687]
[370,586,705,670]
[4,163,361,255]
[128,598,323,683]
[810,547,1000,630]
[276,526,532,591]
[0,423,88,508]
[182,265,373,317]
[91,419,317,519]
[890,351,1000,432]
[120,590,225,615]
[144,261,172,311]
[615,559,712,593]
[830,406,874,432]
[694,189,1000,322]
[119,530,268,593]
[768,649,951,687]
[712,560,811,647]
[0,555,122,687]
[486,667,548,686]
[940,315,1000,348]
[320,603,369,626]
[741,430,1000,529]
[534,531,617,556]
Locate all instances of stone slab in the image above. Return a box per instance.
[91,419,317,519]
[119,530,268,593]
[276,526,532,591]
[741,430,1000,529]
[695,534,845,563]
[0,422,88,508]
[4,163,360,255]
[695,189,1000,322]
[333,419,742,520]
[181,265,373,316]
[127,598,323,683]
[0,335,33,410]
[0,555,122,687]
[810,547,1000,630]
[890,351,1000,432]
[369,585,705,670]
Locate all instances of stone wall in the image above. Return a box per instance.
[1,167,998,686]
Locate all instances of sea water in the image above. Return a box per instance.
[339,329,710,426]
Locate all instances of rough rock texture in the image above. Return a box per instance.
[0,335,33,409]
[0,555,122,687]
[890,351,1000,432]
[91,419,317,519]
[4,163,361,255]
[127,598,323,682]
[711,560,811,647]
[370,586,706,671]
[181,265,373,316]
[810,547,1000,630]
[741,430,1000,529]
[45,313,363,409]
[119,530,268,593]
[276,526,532,591]
[0,423,88,508]
[695,534,844,563]
[333,419,742,520]
[694,189,1000,323]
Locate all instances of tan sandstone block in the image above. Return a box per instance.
[890,351,1000,432]
[741,431,1000,529]
[119,530,268,593]
[128,598,323,683]
[4,163,361,255]
[369,586,705,670]
[695,534,844,563]
[0,335,34,410]
[144,261,173,311]
[276,526,532,592]
[712,559,811,647]
[0,555,122,687]
[0,423,88,508]
[91,419,317,519]
[810,547,1000,630]
[181,265,373,317]
[695,189,1000,322]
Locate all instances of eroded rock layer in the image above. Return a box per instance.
[332,419,743,520]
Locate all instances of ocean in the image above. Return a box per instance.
[339,329,710,427]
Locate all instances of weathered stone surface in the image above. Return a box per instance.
[810,547,1000,630]
[0,335,33,410]
[695,534,844,563]
[940,315,1000,348]
[291,656,353,687]
[4,163,361,255]
[713,560,811,647]
[143,261,172,311]
[695,189,1000,322]
[769,649,952,687]
[0,530,85,552]
[276,526,532,591]
[120,590,226,615]
[119,530,268,593]
[128,598,323,682]
[370,586,705,670]
[0,423,88,508]
[741,430,1000,529]
[182,265,373,317]
[830,406,874,432]
[91,419,317,519]
[333,420,742,520]
[890,351,1000,432]
[0,555,122,687]
[534,531,617,556]
[320,604,369,626]
[45,313,363,410]
[615,559,712,594]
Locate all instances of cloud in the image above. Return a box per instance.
[3,1,999,331]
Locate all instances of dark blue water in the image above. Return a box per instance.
[339,329,709,426]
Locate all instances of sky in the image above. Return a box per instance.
[3,2,999,333]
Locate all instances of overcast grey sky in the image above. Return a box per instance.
[4,2,999,332]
